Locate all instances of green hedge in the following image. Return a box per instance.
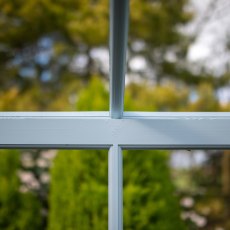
[48,150,108,230]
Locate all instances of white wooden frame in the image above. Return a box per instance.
[1,112,230,149]
[0,1,230,230]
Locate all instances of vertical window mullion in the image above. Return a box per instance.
[109,0,129,119]
[109,145,123,230]
[109,0,129,228]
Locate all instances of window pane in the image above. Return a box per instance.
[123,149,230,229]
[0,149,108,229]
[0,0,109,111]
[125,0,230,112]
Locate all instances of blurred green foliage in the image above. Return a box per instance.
[0,0,229,229]
[0,0,108,47]
[0,150,42,229]
[49,150,108,230]
[1,0,228,100]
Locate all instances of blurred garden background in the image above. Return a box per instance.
[0,0,230,229]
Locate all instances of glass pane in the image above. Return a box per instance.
[0,0,109,111]
[0,149,108,229]
[124,150,230,229]
[125,0,230,112]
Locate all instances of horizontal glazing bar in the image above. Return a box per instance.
[1,112,230,149]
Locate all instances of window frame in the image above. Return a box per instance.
[1,1,230,230]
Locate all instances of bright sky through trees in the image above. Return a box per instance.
[187,0,230,75]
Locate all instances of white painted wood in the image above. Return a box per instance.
[109,145,123,230]
[1,112,230,149]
